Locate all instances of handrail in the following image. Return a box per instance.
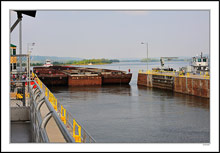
[29,80,75,142]
[138,69,210,79]
[32,72,96,143]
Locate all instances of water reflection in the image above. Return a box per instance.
[173,92,210,110]
[137,85,209,110]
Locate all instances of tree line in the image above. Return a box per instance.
[30,59,119,66]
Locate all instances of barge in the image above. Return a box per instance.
[33,66,132,86]
[34,67,68,86]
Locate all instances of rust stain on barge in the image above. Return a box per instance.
[33,66,132,86]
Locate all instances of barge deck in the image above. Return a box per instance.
[33,66,132,86]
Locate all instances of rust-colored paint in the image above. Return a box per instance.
[68,76,102,86]
[181,77,187,94]
[200,79,209,98]
[34,66,132,86]
[192,79,201,97]
[137,73,148,86]
[208,80,210,90]
[187,78,193,95]
[102,74,132,84]
[39,76,68,86]
[174,77,182,93]
[138,73,209,98]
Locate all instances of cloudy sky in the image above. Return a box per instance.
[10,10,210,59]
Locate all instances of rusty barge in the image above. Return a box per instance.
[33,66,132,86]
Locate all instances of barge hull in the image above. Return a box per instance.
[102,74,132,84]
[39,75,68,86]
[68,76,102,86]
[33,66,132,86]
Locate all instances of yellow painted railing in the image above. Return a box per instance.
[138,70,210,79]
[61,105,66,124]
[32,72,94,142]
[203,72,210,79]
[52,97,58,111]
[73,119,82,143]
[139,70,175,77]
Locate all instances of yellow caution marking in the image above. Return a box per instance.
[73,119,81,143]
[61,105,66,124]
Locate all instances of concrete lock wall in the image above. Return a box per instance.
[137,73,152,87]
[138,73,209,98]
[174,77,210,98]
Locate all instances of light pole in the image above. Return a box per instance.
[27,42,35,54]
[141,42,149,71]
[27,43,35,88]
[19,20,22,79]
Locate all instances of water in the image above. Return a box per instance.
[49,61,210,143]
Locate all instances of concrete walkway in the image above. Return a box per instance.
[11,121,32,143]
[10,96,32,143]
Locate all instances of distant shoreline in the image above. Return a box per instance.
[64,63,110,66]
[30,63,112,66]
[31,60,191,66]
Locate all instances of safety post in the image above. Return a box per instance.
[50,92,53,103]
[186,72,190,77]
[146,70,151,74]
[53,98,57,111]
[32,72,35,78]
[179,72,184,77]
[204,72,210,79]
[45,87,48,97]
[40,80,42,89]
[61,105,66,124]
[73,119,81,143]
[48,91,52,103]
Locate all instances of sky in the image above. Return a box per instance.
[10,10,210,59]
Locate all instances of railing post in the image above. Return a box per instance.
[61,105,66,124]
[22,82,26,106]
[73,119,81,143]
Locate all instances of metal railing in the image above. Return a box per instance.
[10,54,30,81]
[138,69,210,79]
[32,72,96,143]
[29,80,75,142]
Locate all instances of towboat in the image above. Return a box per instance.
[43,59,53,67]
[179,52,209,74]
